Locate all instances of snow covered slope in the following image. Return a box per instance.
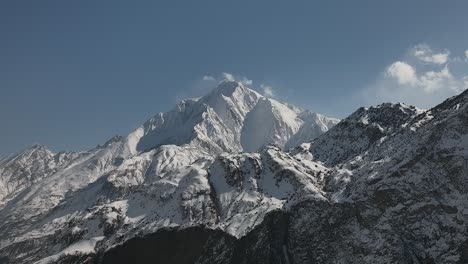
[0,81,338,264]
[0,145,81,208]
[4,79,468,264]
[136,81,338,154]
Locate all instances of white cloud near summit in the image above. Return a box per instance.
[363,44,468,109]
[201,72,254,86]
[261,84,275,97]
[221,72,253,86]
[201,73,280,99]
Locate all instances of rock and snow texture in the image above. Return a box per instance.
[0,81,337,264]
[287,91,468,263]
[4,80,468,263]
[0,145,81,208]
[307,102,423,166]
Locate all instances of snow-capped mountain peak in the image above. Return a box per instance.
[133,81,337,155]
[0,81,340,263]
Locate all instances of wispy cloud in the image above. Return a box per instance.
[362,44,468,109]
[261,84,275,97]
[200,73,282,99]
[221,72,253,86]
[413,44,449,64]
[202,75,216,81]
[202,72,254,86]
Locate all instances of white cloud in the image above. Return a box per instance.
[413,44,449,64]
[385,61,418,85]
[222,72,235,82]
[363,44,468,109]
[202,75,215,81]
[261,84,275,97]
[419,66,454,93]
[200,73,282,99]
[240,77,253,86]
[465,50,468,60]
[221,72,253,86]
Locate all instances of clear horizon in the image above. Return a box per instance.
[1,0,468,155]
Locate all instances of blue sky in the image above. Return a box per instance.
[1,0,468,155]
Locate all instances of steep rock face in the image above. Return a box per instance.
[208,146,327,236]
[287,91,468,263]
[308,103,423,166]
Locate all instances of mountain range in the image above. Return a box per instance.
[1,81,468,264]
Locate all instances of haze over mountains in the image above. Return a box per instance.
[1,81,468,263]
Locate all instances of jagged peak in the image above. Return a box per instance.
[204,81,262,101]
[0,144,54,167]
[19,144,53,157]
[213,80,243,96]
[346,102,422,127]
[373,102,423,112]
[99,135,123,148]
[29,144,48,151]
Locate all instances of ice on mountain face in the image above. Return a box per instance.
[285,112,340,149]
[241,98,304,152]
[200,81,262,143]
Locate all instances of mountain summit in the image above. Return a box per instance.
[129,80,339,155]
[0,81,338,264]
